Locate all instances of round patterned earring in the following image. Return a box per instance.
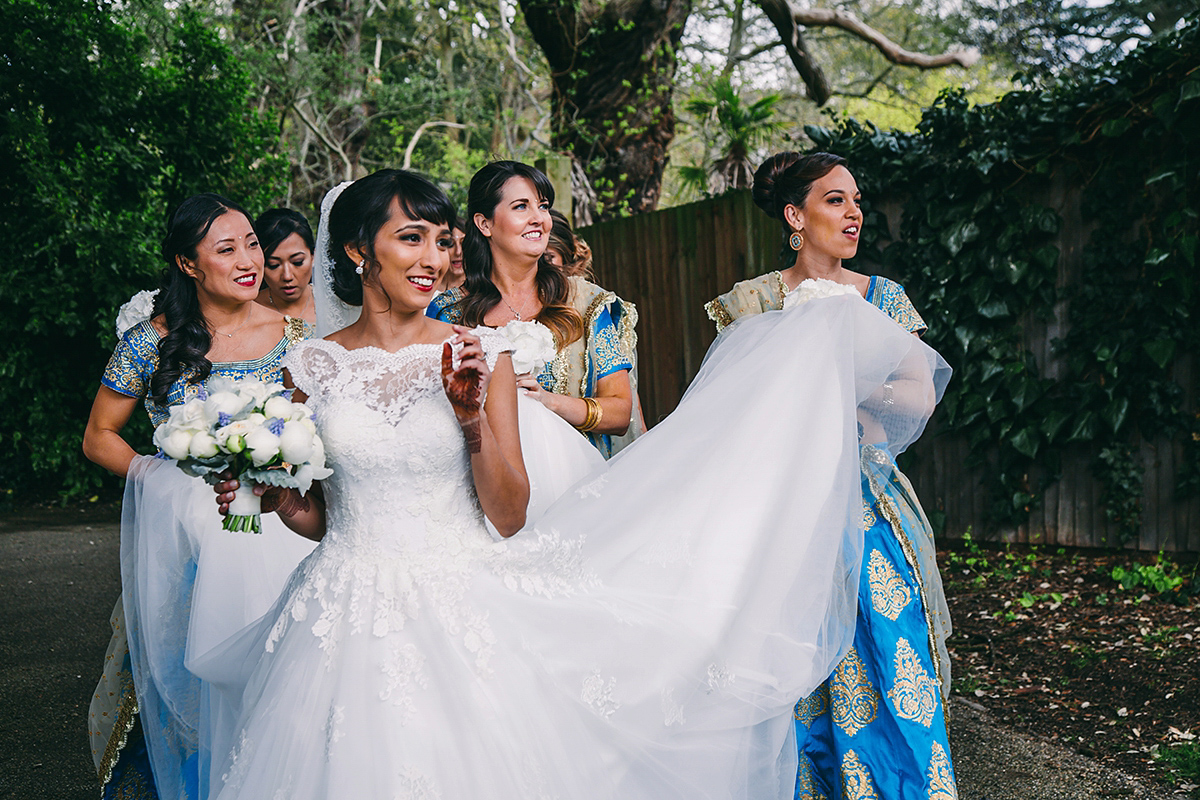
[789,229,805,251]
[355,261,365,275]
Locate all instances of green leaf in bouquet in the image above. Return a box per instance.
[241,466,300,489]
[178,455,234,482]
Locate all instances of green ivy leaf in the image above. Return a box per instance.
[1101,118,1132,137]
[979,360,1004,383]
[1104,397,1130,433]
[979,299,1011,319]
[1041,410,1070,442]
[942,220,980,256]
[1011,427,1040,458]
[1068,412,1097,442]
[1179,80,1200,108]
[1142,339,1175,370]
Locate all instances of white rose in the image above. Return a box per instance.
[503,321,558,375]
[243,427,281,467]
[289,402,312,421]
[206,375,239,396]
[278,420,315,464]
[215,419,258,452]
[188,431,220,459]
[166,398,209,433]
[292,438,333,494]
[115,289,159,338]
[782,278,860,310]
[154,426,195,461]
[204,391,247,427]
[235,379,277,410]
[263,395,294,421]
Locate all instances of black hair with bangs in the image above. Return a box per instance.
[327,169,457,306]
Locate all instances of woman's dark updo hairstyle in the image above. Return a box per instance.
[254,208,315,260]
[150,193,254,406]
[460,161,584,349]
[752,151,848,266]
[326,169,457,306]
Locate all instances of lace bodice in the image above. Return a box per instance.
[284,338,503,555]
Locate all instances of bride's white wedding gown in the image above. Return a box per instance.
[199,292,947,800]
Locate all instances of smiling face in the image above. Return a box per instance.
[179,211,263,303]
[784,165,863,262]
[474,176,552,265]
[263,232,314,301]
[352,197,453,311]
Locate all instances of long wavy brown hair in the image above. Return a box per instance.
[459,161,583,349]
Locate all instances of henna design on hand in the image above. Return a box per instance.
[441,342,482,415]
[460,416,483,454]
[262,488,311,517]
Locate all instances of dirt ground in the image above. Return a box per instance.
[2,503,1196,798]
[941,536,1200,797]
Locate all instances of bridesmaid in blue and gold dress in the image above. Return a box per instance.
[428,161,643,458]
[706,152,956,800]
[83,194,315,799]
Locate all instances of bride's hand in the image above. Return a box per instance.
[441,326,491,450]
[213,471,304,517]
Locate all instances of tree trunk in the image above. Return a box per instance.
[519,0,692,223]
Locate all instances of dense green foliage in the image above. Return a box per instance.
[0,0,285,500]
[812,19,1199,541]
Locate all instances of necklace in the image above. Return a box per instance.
[500,293,536,321]
[211,306,254,339]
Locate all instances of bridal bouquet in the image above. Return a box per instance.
[499,320,558,375]
[152,376,333,533]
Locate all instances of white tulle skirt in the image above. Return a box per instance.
[119,457,317,798]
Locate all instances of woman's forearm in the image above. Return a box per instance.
[82,427,138,478]
[468,411,529,537]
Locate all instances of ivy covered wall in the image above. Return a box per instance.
[815,19,1199,547]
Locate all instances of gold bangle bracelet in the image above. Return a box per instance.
[577,397,603,432]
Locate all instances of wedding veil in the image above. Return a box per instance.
[313,181,359,338]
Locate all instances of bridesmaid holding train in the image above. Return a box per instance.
[706,151,957,800]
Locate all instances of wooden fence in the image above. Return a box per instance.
[581,189,1199,551]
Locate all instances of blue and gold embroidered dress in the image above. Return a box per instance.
[90,316,310,800]
[428,275,639,457]
[707,272,957,800]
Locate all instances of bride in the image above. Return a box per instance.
[198,167,949,799]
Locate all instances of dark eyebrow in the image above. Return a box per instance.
[395,222,430,234]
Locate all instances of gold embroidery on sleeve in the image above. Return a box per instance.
[705,297,734,333]
[887,637,938,728]
[868,549,912,621]
[841,750,881,800]
[831,646,879,736]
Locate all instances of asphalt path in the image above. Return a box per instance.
[0,506,122,799]
[0,507,1175,800]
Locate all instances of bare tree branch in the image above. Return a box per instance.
[755,0,833,104]
[402,121,470,169]
[292,101,353,180]
[754,0,980,105]
[794,5,981,68]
